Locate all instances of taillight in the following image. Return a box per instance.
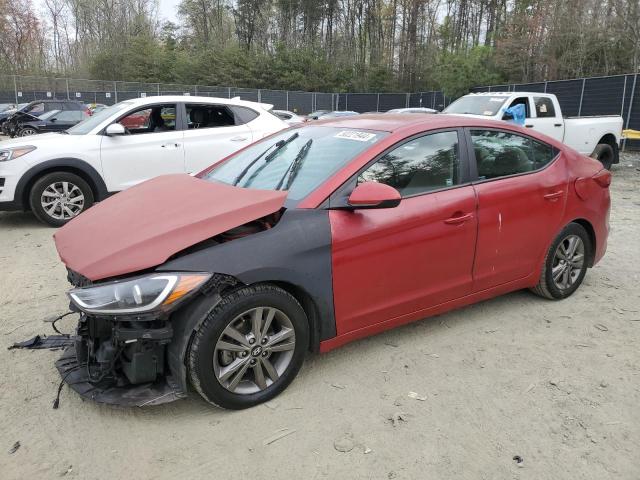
[593,169,611,188]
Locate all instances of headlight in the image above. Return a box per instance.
[0,145,36,162]
[68,273,211,314]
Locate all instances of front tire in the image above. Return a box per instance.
[19,127,38,137]
[29,172,94,227]
[591,143,614,170]
[531,223,591,300]
[188,284,309,409]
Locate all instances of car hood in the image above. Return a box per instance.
[0,132,65,148]
[54,174,287,281]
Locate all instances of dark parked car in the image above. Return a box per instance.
[50,114,610,410]
[0,103,26,130]
[17,109,90,136]
[2,100,88,137]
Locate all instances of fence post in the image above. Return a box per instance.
[621,76,627,117]
[13,75,18,103]
[405,93,409,108]
[228,87,232,99]
[286,91,289,110]
[376,93,380,112]
[157,83,160,95]
[544,81,548,93]
[622,73,637,152]
[258,89,261,103]
[194,85,198,95]
[66,79,70,100]
[345,94,348,110]
[114,82,118,103]
[577,78,586,116]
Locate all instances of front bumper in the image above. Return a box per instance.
[56,311,188,407]
[56,345,185,407]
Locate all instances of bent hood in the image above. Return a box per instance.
[54,174,287,281]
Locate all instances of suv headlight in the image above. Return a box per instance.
[0,145,36,162]
[68,273,211,314]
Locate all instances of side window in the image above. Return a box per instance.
[26,103,45,115]
[357,131,460,197]
[230,106,259,125]
[186,104,236,129]
[533,97,556,118]
[471,130,557,180]
[55,110,85,122]
[118,104,176,134]
[503,97,530,118]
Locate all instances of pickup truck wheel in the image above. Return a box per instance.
[591,143,614,170]
[188,284,309,409]
[29,172,94,227]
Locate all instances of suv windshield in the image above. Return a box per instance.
[444,96,507,116]
[67,101,134,135]
[204,126,388,202]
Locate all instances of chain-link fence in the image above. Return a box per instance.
[471,73,639,148]
[0,75,451,115]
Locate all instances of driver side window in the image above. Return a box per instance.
[118,104,176,134]
[357,131,460,197]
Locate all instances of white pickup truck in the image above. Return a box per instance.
[444,92,623,169]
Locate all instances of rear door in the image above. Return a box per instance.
[182,103,252,174]
[100,102,185,191]
[468,128,567,291]
[329,129,478,335]
[525,96,565,142]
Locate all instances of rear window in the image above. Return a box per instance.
[534,97,556,118]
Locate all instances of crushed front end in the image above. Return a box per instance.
[56,269,211,407]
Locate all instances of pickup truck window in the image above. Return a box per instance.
[444,96,507,116]
[504,97,531,118]
[470,130,557,180]
[533,97,556,118]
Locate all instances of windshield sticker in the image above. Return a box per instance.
[489,97,504,102]
[335,130,377,142]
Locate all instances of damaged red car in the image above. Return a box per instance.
[53,114,611,409]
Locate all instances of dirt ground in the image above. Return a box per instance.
[1,153,639,480]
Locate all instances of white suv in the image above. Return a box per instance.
[0,96,288,226]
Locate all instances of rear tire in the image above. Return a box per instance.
[188,284,309,409]
[29,172,94,227]
[531,223,591,300]
[591,143,614,170]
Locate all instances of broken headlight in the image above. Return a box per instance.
[68,273,211,314]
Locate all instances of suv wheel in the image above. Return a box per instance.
[29,172,94,227]
[188,284,309,409]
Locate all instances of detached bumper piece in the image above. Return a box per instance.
[56,314,187,407]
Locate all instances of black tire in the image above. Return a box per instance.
[29,172,95,227]
[531,222,592,300]
[19,127,38,137]
[591,143,614,170]
[188,284,309,409]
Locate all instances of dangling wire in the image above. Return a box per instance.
[46,312,76,336]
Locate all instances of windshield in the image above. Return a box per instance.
[444,96,507,116]
[67,101,134,135]
[204,126,388,202]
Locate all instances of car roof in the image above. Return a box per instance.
[118,95,272,110]
[313,113,514,132]
[466,91,551,97]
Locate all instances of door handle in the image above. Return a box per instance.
[230,136,248,142]
[525,124,534,128]
[444,213,474,225]
[554,123,562,127]
[543,191,563,201]
[161,143,180,148]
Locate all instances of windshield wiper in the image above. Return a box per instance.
[232,132,299,186]
[275,139,313,191]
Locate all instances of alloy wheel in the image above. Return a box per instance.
[551,234,585,290]
[213,307,296,394]
[20,128,37,137]
[40,181,85,220]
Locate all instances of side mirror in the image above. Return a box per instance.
[502,111,513,120]
[50,117,57,123]
[348,182,401,209]
[105,123,126,136]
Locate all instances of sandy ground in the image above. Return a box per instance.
[0,153,639,480]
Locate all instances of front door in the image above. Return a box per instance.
[469,128,568,291]
[330,130,478,335]
[100,103,185,192]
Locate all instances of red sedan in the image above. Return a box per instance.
[53,114,610,409]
